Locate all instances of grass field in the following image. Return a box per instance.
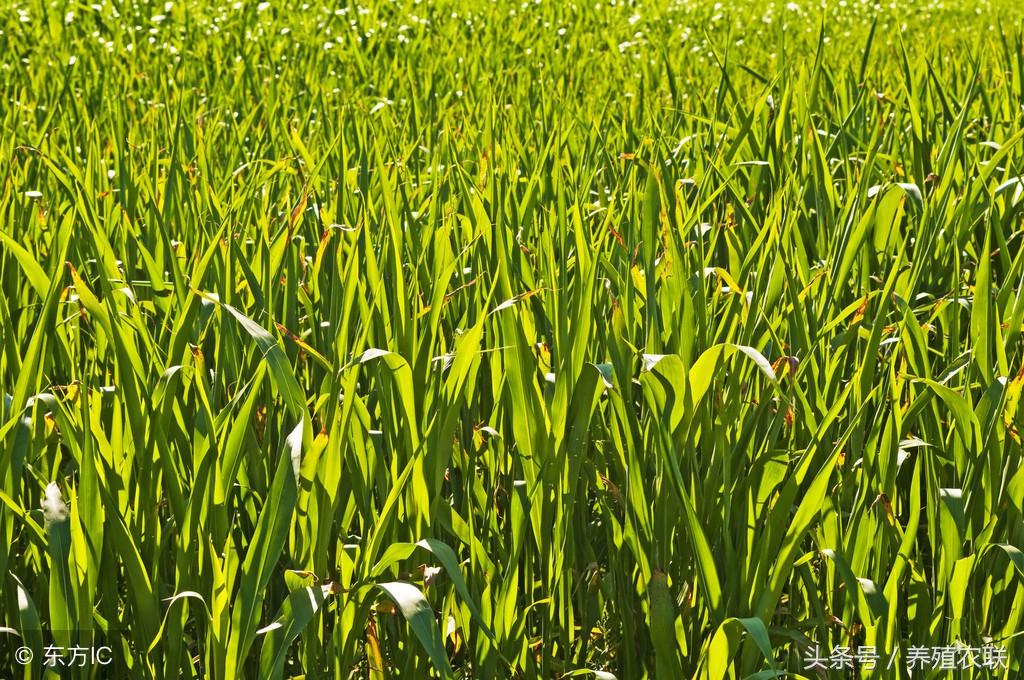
[3,0,1024,677]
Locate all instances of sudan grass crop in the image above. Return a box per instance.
[3,0,1024,677]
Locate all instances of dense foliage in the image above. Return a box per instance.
[3,0,1024,677]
